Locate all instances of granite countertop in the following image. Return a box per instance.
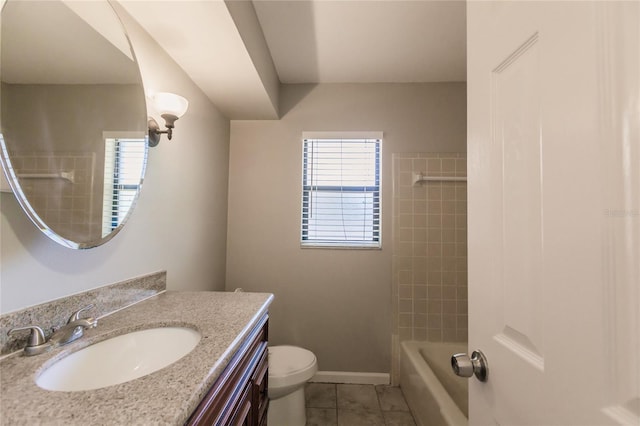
[0,291,274,425]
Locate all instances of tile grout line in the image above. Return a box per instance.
[305,383,417,426]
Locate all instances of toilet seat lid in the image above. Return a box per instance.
[268,345,317,378]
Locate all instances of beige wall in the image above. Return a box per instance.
[2,83,145,153]
[0,5,230,313]
[226,83,466,373]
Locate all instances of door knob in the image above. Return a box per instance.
[451,350,489,382]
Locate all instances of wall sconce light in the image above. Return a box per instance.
[147,92,189,147]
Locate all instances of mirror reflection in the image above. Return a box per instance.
[0,0,148,249]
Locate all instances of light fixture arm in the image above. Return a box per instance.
[148,114,180,147]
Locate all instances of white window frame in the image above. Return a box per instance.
[300,131,382,249]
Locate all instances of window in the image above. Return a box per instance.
[102,137,146,237]
[301,134,381,248]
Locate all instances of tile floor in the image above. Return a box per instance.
[304,383,417,426]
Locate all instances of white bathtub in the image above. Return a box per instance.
[400,341,468,426]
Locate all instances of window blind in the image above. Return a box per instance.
[301,138,381,248]
[102,138,146,237]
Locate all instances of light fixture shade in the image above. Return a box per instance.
[152,92,189,118]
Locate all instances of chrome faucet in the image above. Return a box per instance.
[49,304,98,346]
[7,304,98,356]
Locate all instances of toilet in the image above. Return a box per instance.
[268,345,318,426]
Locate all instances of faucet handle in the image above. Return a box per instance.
[68,304,95,323]
[8,326,52,356]
[7,325,47,346]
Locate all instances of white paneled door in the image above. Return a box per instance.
[467,1,639,425]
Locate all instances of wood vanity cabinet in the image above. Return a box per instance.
[187,314,269,426]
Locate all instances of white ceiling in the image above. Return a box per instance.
[118,0,280,119]
[119,0,466,119]
[253,0,466,84]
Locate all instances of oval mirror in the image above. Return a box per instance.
[0,0,148,249]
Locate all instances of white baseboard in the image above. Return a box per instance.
[310,371,390,385]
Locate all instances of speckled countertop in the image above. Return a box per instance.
[0,291,274,425]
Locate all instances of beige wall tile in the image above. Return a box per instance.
[412,259,427,276]
[443,300,457,314]
[399,214,413,228]
[398,228,413,242]
[442,200,456,214]
[443,314,457,329]
[427,243,443,257]
[395,256,412,270]
[413,200,427,214]
[413,229,427,242]
[414,285,427,299]
[414,299,427,314]
[399,313,412,327]
[443,328,458,341]
[399,327,412,341]
[428,200,442,214]
[427,228,442,242]
[427,270,442,285]
[428,329,443,342]
[414,242,428,257]
[442,243,456,257]
[413,328,427,340]
[399,172,413,187]
[428,214,442,227]
[412,158,427,172]
[427,158,441,172]
[399,285,412,298]
[441,159,456,173]
[427,286,443,300]
[442,185,456,200]
[397,242,413,257]
[398,271,411,286]
[456,286,468,300]
[428,186,442,200]
[399,199,413,214]
[412,187,427,200]
[442,287,456,301]
[399,299,413,313]
[414,313,427,326]
[393,153,467,364]
[414,214,427,228]
[456,329,468,342]
[398,158,412,172]
[427,300,442,314]
[427,314,442,329]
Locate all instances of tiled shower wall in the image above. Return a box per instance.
[9,152,98,241]
[391,153,468,381]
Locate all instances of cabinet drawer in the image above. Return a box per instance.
[252,349,269,424]
[230,383,252,426]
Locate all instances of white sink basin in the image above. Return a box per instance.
[36,327,201,392]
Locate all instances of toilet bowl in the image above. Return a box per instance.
[268,345,317,426]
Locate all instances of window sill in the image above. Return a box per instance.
[300,242,382,250]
